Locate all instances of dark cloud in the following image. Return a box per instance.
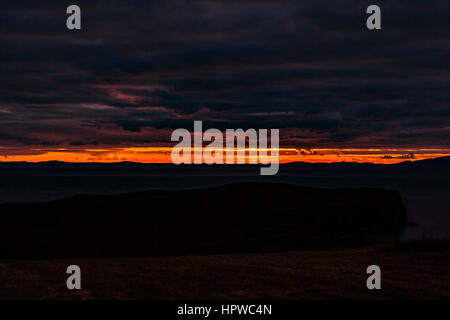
[0,0,449,149]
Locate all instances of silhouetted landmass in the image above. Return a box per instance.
[0,183,407,258]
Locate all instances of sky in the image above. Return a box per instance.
[1,0,449,163]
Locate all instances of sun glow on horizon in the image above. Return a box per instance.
[1,146,449,164]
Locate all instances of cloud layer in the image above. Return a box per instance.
[1,0,449,153]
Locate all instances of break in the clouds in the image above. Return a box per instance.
[0,0,449,152]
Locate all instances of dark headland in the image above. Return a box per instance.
[0,182,407,258]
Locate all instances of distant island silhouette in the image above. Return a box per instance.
[1,155,449,166]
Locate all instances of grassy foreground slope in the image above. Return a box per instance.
[0,240,449,300]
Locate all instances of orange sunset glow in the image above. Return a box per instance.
[1,147,449,165]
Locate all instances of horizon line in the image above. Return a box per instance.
[1,155,449,166]
[1,147,450,165]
